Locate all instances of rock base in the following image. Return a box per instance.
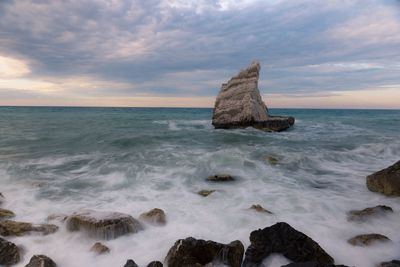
[213,116,295,132]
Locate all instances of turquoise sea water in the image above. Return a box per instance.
[0,107,399,266]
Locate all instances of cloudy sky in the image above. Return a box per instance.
[0,0,399,108]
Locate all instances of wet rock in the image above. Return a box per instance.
[212,61,295,132]
[147,261,163,267]
[65,210,143,240]
[207,174,234,182]
[347,233,390,246]
[281,262,349,267]
[0,193,4,205]
[139,208,166,226]
[266,156,279,165]
[197,190,216,197]
[46,214,67,223]
[0,237,20,266]
[0,208,15,219]
[243,222,334,266]
[90,242,110,254]
[380,260,400,267]
[250,204,273,214]
[25,255,56,267]
[165,237,244,267]
[347,205,393,222]
[0,220,58,236]
[366,160,400,196]
[124,259,139,267]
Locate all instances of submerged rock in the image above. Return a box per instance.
[0,237,20,266]
[25,255,56,267]
[212,61,294,132]
[139,208,166,226]
[266,156,280,165]
[0,220,58,236]
[347,233,390,246]
[165,237,244,267]
[347,205,393,222]
[197,189,216,197]
[90,242,110,254]
[243,222,333,266]
[46,214,67,223]
[0,208,15,219]
[366,160,400,196]
[380,260,400,267]
[65,210,143,240]
[147,261,163,267]
[207,174,235,182]
[249,204,273,214]
[124,259,139,267]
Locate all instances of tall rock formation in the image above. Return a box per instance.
[212,61,294,132]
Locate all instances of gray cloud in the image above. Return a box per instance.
[0,0,399,100]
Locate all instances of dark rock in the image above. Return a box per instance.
[165,237,244,267]
[207,174,234,182]
[25,255,56,267]
[139,208,166,226]
[347,233,390,246]
[124,259,139,267]
[0,237,20,266]
[0,193,4,205]
[281,262,349,267]
[197,190,216,197]
[147,261,163,267]
[90,242,110,254]
[65,210,143,240]
[347,205,393,222]
[266,156,280,165]
[0,220,58,236]
[0,208,15,219]
[212,61,295,132]
[46,214,67,223]
[249,204,273,214]
[380,260,400,267]
[366,160,400,196]
[243,222,334,267]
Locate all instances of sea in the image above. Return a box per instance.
[0,107,399,267]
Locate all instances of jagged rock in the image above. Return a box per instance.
[0,237,20,266]
[281,262,349,267]
[147,261,163,267]
[139,208,166,226]
[25,255,56,267]
[0,208,15,219]
[380,260,400,267]
[165,237,244,267]
[124,259,139,267]
[212,61,295,132]
[347,233,390,246]
[243,222,333,266]
[65,210,143,240]
[367,160,400,196]
[0,220,58,236]
[347,205,393,222]
[197,190,216,197]
[207,174,234,182]
[90,242,110,254]
[250,204,273,214]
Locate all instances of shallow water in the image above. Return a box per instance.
[0,107,399,267]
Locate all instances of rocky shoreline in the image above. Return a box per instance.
[0,161,399,266]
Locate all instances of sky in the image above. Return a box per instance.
[0,0,399,108]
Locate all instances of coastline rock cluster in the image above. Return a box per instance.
[212,61,294,132]
[367,160,400,196]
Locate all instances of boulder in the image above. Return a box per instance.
[147,261,163,267]
[25,255,56,267]
[139,208,166,226]
[165,237,244,267]
[197,190,216,197]
[212,61,294,132]
[380,260,400,267]
[124,259,139,267]
[0,208,15,219]
[281,262,349,267]
[0,237,20,266]
[249,204,273,214]
[0,220,58,236]
[65,210,143,240]
[347,205,393,222]
[243,222,333,266]
[347,233,390,246]
[207,174,235,182]
[90,242,110,254]
[366,160,400,196]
